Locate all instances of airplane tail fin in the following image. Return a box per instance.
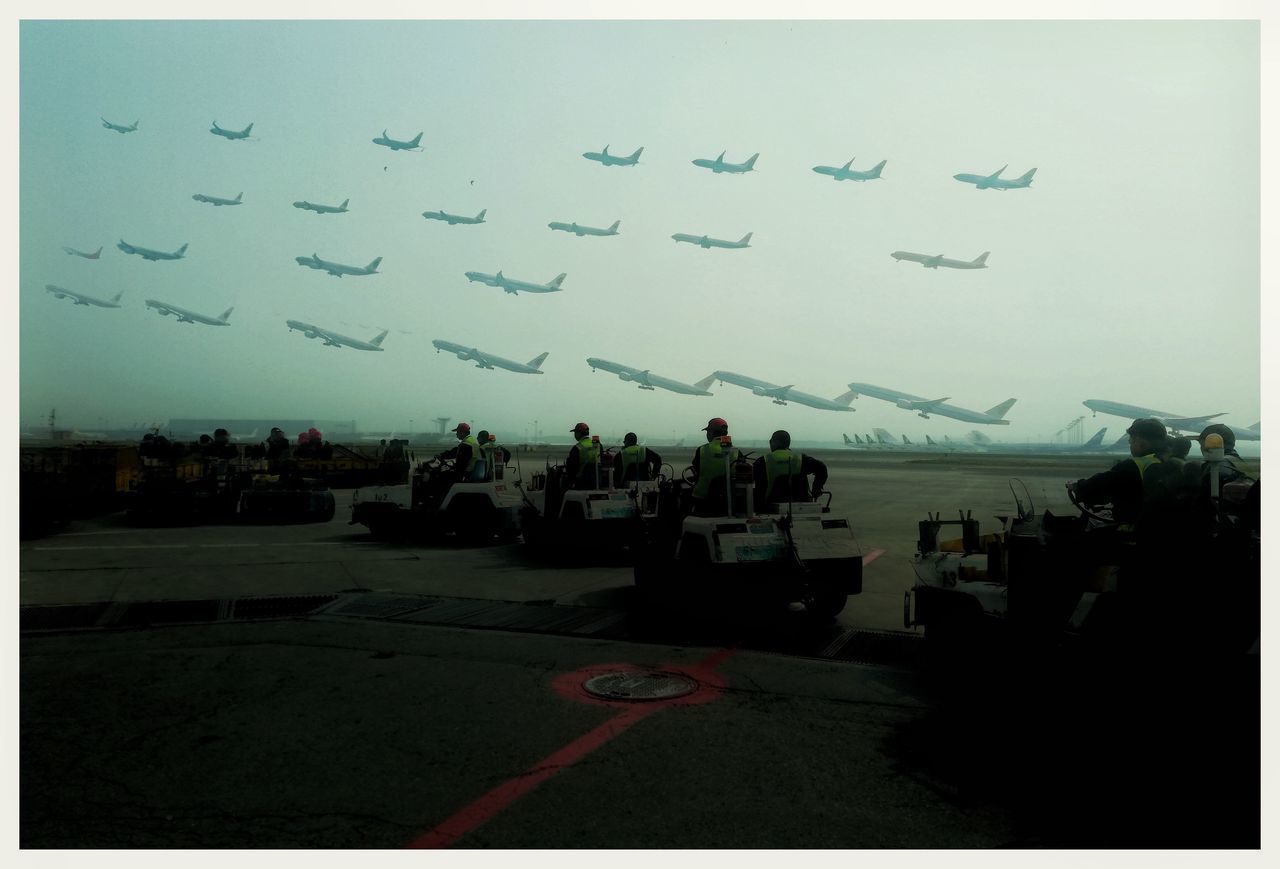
[903,435,912,445]
[973,251,990,266]
[366,257,383,272]
[968,430,993,445]
[1016,167,1037,184]
[111,291,124,303]
[833,390,858,407]
[476,209,486,220]
[1083,428,1107,447]
[926,435,937,445]
[219,307,234,322]
[629,147,643,160]
[744,153,759,169]
[410,132,423,146]
[842,434,853,445]
[841,158,855,170]
[526,351,550,370]
[176,243,188,256]
[91,247,102,257]
[873,428,893,444]
[234,192,243,202]
[692,373,718,392]
[870,159,887,177]
[984,397,1017,419]
[548,273,567,288]
[340,199,349,209]
[602,145,610,155]
[244,123,253,134]
[739,232,753,246]
[1249,421,1261,433]
[854,434,864,445]
[608,220,620,233]
[367,329,389,347]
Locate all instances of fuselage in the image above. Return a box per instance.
[582,147,641,166]
[465,271,563,294]
[711,370,854,411]
[146,300,229,326]
[118,240,187,261]
[295,255,380,277]
[373,132,423,151]
[45,285,121,308]
[847,382,1013,425]
[432,339,543,373]
[423,210,484,225]
[671,233,749,249]
[192,193,242,206]
[286,319,384,351]
[210,122,252,140]
[691,153,757,174]
[586,357,711,396]
[549,221,617,237]
[890,251,987,270]
[293,200,348,214]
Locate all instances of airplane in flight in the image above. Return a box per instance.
[422,208,486,225]
[846,382,1017,425]
[432,340,548,374]
[45,284,123,308]
[145,300,233,326]
[101,117,138,134]
[293,198,349,214]
[890,250,990,270]
[210,121,253,140]
[1080,398,1259,440]
[586,357,713,396]
[701,370,857,412]
[372,130,423,151]
[287,320,388,351]
[691,151,759,174]
[812,158,887,182]
[582,145,643,167]
[192,191,243,207]
[953,165,1037,190]
[671,231,753,250]
[548,220,620,237]
[295,253,382,278]
[63,246,102,259]
[117,239,188,261]
[464,270,566,295]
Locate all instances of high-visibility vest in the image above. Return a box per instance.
[620,444,648,479]
[1118,452,1162,530]
[460,435,484,476]
[693,440,739,498]
[763,449,805,496]
[575,436,601,466]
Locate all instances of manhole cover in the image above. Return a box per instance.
[582,671,698,702]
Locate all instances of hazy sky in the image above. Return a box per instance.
[17,16,1263,444]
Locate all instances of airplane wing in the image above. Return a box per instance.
[1161,413,1227,432]
[904,397,950,412]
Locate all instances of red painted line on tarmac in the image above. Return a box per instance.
[407,645,738,849]
[861,548,886,566]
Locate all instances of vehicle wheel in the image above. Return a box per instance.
[802,582,848,619]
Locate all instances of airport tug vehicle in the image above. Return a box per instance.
[633,437,863,618]
[518,436,665,560]
[350,448,522,544]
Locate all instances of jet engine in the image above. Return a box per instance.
[895,399,915,410]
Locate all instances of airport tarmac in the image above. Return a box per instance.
[19,449,1261,848]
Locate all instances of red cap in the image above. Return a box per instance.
[702,417,728,431]
[572,422,590,434]
[452,423,471,434]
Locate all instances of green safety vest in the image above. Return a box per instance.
[461,435,483,475]
[620,444,648,479]
[575,436,601,466]
[1118,453,1162,531]
[763,449,805,496]
[693,440,739,498]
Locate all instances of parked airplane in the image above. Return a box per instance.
[422,208,486,225]
[372,130,423,151]
[464,270,566,295]
[295,253,382,278]
[1080,399,1249,437]
[101,117,138,134]
[63,246,102,259]
[702,371,857,412]
[890,250,990,270]
[117,240,188,261]
[967,428,1112,454]
[549,220,620,237]
[192,191,243,207]
[691,151,759,174]
[582,145,643,167]
[671,232,753,250]
[45,284,123,308]
[586,357,713,396]
[293,198,349,214]
[145,300,233,326]
[286,320,387,351]
[432,340,548,374]
[812,158,886,182]
[953,165,1036,190]
[846,382,1016,425]
[210,121,253,140]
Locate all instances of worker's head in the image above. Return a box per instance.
[1169,436,1193,460]
[1125,418,1167,456]
[213,428,229,443]
[572,422,590,439]
[769,430,791,451]
[198,434,212,445]
[476,430,490,445]
[1198,423,1236,453]
[452,422,471,441]
[702,417,728,440]
[270,427,282,436]
[623,432,638,446]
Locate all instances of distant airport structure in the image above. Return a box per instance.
[586,358,713,396]
[192,191,243,207]
[702,370,857,412]
[287,320,388,351]
[101,117,138,134]
[293,198,349,214]
[691,151,759,174]
[63,246,102,259]
[146,300,233,326]
[812,158,886,182]
[672,232,752,250]
[549,220,620,237]
[372,130,423,151]
[582,145,643,167]
[422,208,486,225]
[953,164,1036,190]
[890,250,990,270]
[846,383,1016,425]
[464,270,566,295]
[117,240,187,261]
[433,340,548,374]
[46,285,123,308]
[210,121,253,140]
[295,253,382,278]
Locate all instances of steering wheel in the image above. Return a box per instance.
[1066,482,1115,525]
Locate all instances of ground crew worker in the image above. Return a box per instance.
[613,433,661,484]
[690,417,743,515]
[437,422,484,481]
[753,430,828,504]
[565,422,602,488]
[265,427,290,461]
[1069,417,1167,530]
[1161,436,1192,470]
[472,430,512,481]
[1191,424,1252,488]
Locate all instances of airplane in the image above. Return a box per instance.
[965,428,1111,454]
[372,130,423,151]
[812,158,887,182]
[890,250,990,270]
[671,232,753,250]
[117,240,188,261]
[210,121,253,140]
[691,151,759,174]
[702,370,857,412]
[846,382,1017,425]
[145,300,233,326]
[953,165,1036,190]
[295,253,382,278]
[1079,399,1260,439]
[293,198,349,214]
[101,117,138,134]
[45,284,123,308]
[432,340,548,374]
[586,357,713,396]
[192,191,243,207]
[63,246,102,259]
[548,220,620,237]
[582,145,644,167]
[287,319,388,351]
[422,208,486,225]
[464,270,566,295]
